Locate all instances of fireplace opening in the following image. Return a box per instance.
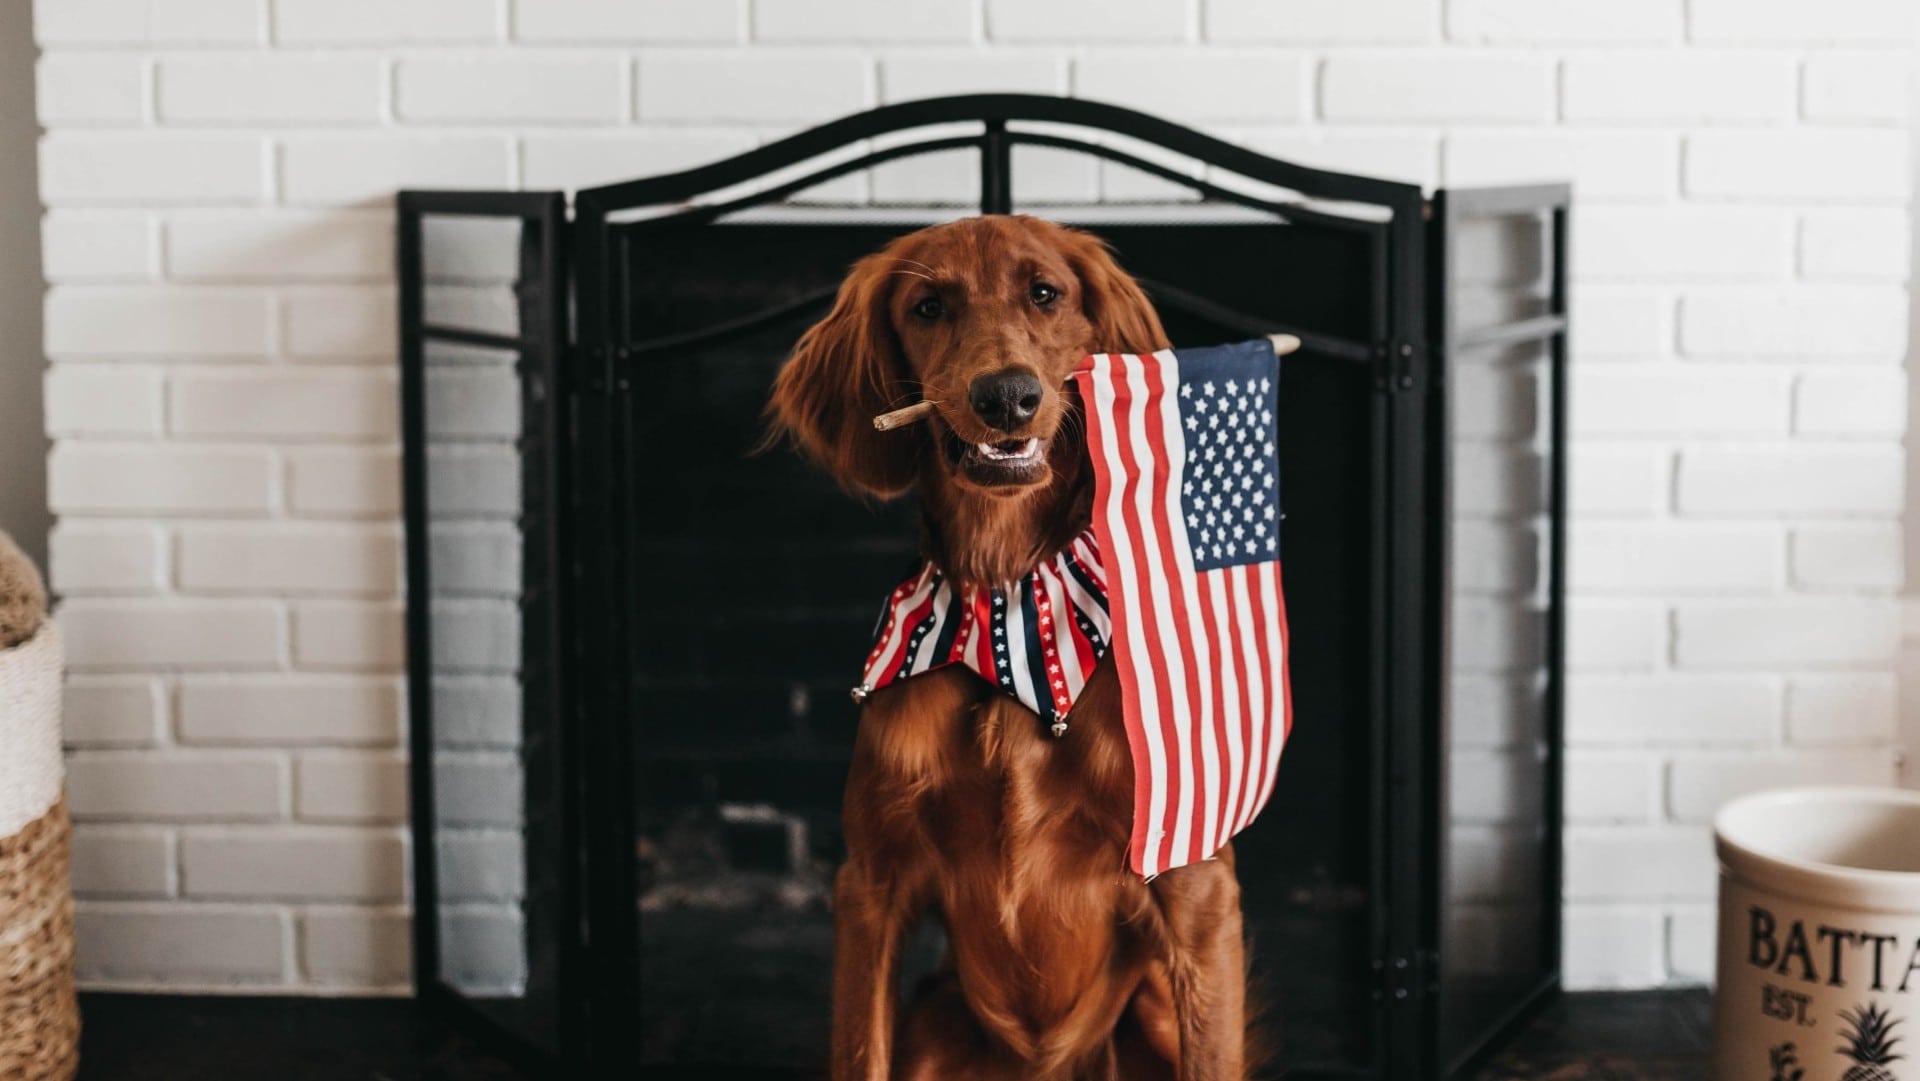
[399,95,1569,1080]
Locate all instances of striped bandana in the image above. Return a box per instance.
[857,532,1112,734]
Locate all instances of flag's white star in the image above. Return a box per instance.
[1203,381,1216,396]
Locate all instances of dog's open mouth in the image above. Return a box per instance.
[944,430,1050,486]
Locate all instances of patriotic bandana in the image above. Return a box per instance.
[857,533,1112,736]
[856,339,1292,879]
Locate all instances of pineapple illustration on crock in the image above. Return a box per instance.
[1837,1003,1905,1081]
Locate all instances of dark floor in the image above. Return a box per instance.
[74,989,1709,1080]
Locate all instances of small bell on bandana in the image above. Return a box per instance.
[1050,720,1069,738]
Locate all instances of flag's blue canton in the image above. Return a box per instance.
[1175,339,1282,573]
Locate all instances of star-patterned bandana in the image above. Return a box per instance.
[857,532,1112,733]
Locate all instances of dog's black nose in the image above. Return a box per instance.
[968,369,1044,432]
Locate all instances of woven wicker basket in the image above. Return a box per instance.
[0,618,78,1081]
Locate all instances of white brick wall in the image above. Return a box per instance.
[32,0,1915,994]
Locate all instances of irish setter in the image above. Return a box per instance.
[768,215,1252,1081]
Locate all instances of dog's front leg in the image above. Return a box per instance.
[831,862,915,1081]
[1154,849,1247,1081]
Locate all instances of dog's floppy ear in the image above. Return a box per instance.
[1064,228,1170,355]
[765,251,920,498]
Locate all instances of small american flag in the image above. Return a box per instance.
[1071,339,1293,879]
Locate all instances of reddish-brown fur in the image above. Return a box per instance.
[767,216,1252,1080]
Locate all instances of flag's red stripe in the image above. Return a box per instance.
[1234,563,1269,836]
[1135,351,1201,873]
[1192,567,1234,859]
[1075,357,1157,874]
[1112,353,1183,874]
[1256,561,1290,811]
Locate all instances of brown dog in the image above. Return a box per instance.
[768,215,1251,1081]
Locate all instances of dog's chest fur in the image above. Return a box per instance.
[849,663,1163,1046]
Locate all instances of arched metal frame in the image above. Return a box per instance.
[399,93,1571,1080]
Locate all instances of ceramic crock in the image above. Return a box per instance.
[1717,787,1920,1081]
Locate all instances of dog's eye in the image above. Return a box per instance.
[912,296,944,320]
[1030,282,1060,307]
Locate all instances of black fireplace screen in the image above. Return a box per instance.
[398,95,1569,1080]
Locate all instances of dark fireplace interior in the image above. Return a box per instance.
[399,95,1568,1080]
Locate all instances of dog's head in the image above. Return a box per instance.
[766,215,1167,500]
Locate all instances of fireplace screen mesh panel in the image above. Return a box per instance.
[399,94,1568,1081]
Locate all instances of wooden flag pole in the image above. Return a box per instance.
[869,334,1303,432]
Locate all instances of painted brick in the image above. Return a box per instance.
[68,751,286,821]
[1786,674,1898,746]
[1687,130,1908,202]
[1563,907,1665,989]
[513,0,737,42]
[396,55,626,125]
[46,286,271,358]
[1443,131,1675,201]
[1567,602,1665,672]
[178,677,402,746]
[756,0,972,42]
[170,370,397,439]
[1791,523,1903,590]
[37,53,147,125]
[49,444,274,516]
[75,904,287,985]
[1207,0,1433,42]
[71,827,173,898]
[61,600,285,670]
[300,908,411,987]
[431,600,520,673]
[1076,51,1308,123]
[1673,600,1901,669]
[879,52,1062,103]
[637,51,869,122]
[181,828,405,900]
[272,0,501,45]
[36,0,265,46]
[1677,446,1902,516]
[281,287,398,358]
[285,448,401,518]
[438,833,522,899]
[49,521,163,593]
[45,365,163,436]
[435,753,523,826]
[167,210,391,281]
[432,677,519,747]
[1228,130,1440,188]
[1668,907,1716,984]
[1681,287,1908,359]
[1795,369,1906,438]
[1565,827,1716,900]
[1569,522,1779,594]
[1668,749,1895,821]
[1564,755,1655,823]
[521,131,756,192]
[1802,51,1911,124]
[1800,210,1912,280]
[157,56,383,125]
[1448,0,1682,43]
[294,752,407,822]
[291,600,403,670]
[990,0,1188,42]
[1569,447,1667,517]
[42,213,154,281]
[64,678,165,747]
[1688,0,1914,44]
[176,524,398,595]
[1566,676,1780,747]
[279,136,513,206]
[1576,207,1790,280]
[1563,51,1794,123]
[39,135,266,205]
[1570,288,1668,359]
[1321,53,1555,123]
[1572,364,1787,437]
